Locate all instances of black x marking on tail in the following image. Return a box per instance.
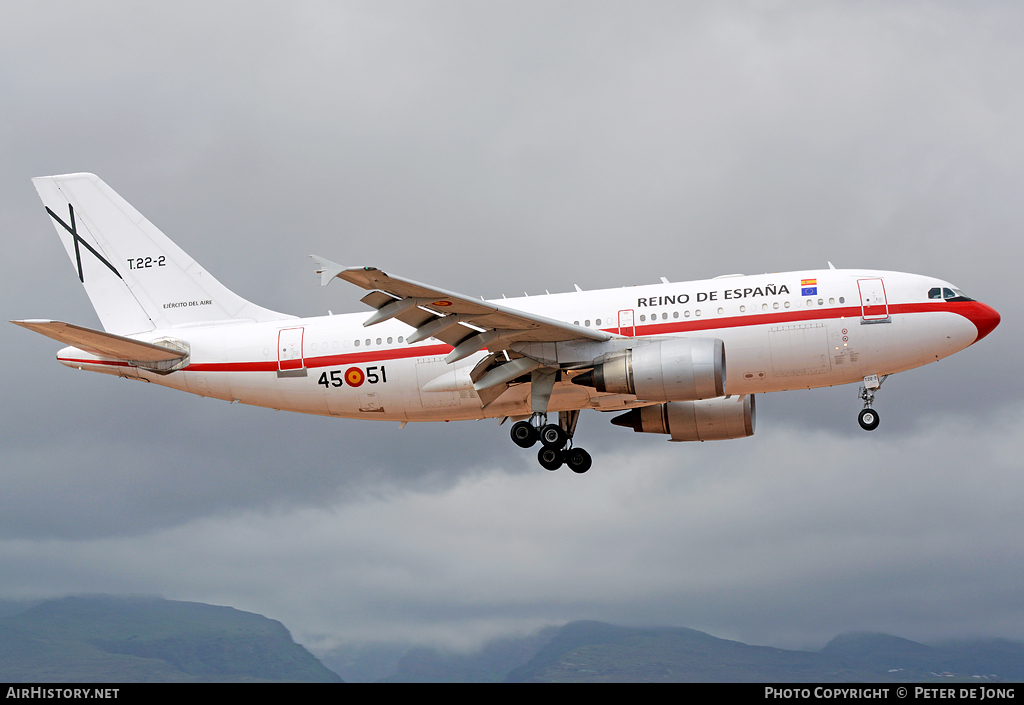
[46,204,122,283]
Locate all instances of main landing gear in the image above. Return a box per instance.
[510,410,592,473]
[857,374,888,431]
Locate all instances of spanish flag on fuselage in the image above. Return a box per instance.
[801,278,818,296]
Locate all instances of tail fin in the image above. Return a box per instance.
[33,173,292,334]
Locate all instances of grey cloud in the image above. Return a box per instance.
[0,1,1020,656]
[0,407,1020,651]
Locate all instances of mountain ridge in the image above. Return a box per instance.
[0,595,342,683]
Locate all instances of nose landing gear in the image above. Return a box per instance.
[858,407,880,431]
[509,410,592,473]
[857,374,888,431]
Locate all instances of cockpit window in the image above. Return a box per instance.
[928,286,973,302]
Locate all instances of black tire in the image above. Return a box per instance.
[858,408,880,431]
[565,448,592,474]
[538,447,563,471]
[511,421,538,448]
[539,424,568,449]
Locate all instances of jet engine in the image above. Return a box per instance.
[571,338,725,402]
[610,394,755,442]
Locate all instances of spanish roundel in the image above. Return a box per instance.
[345,367,365,387]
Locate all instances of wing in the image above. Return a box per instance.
[312,256,614,366]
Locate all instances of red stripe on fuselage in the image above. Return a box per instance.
[100,301,977,373]
[605,301,980,338]
[621,305,862,337]
[185,343,453,373]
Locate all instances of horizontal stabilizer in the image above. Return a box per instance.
[11,320,184,362]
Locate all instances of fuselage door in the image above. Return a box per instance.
[857,278,889,321]
[618,309,635,337]
[278,327,305,372]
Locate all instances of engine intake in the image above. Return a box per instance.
[611,395,755,442]
[571,338,725,401]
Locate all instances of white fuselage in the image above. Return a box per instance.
[56,268,991,422]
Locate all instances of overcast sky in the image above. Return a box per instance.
[2,1,1022,658]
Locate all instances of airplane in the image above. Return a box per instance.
[13,173,1000,474]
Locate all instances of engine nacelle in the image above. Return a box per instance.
[571,338,725,402]
[611,395,755,442]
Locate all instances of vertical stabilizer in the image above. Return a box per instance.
[32,173,292,334]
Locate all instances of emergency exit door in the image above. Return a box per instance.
[618,309,635,337]
[278,327,305,372]
[858,279,889,321]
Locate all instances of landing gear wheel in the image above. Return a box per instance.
[539,424,568,449]
[538,447,563,471]
[510,420,538,448]
[564,447,592,474]
[858,408,880,431]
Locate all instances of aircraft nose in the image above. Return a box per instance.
[965,301,1000,344]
